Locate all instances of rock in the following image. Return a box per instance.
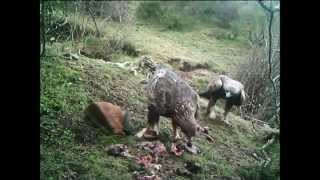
[84,101,130,135]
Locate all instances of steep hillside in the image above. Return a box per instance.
[40,12,278,180]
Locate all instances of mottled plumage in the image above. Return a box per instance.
[144,66,202,143]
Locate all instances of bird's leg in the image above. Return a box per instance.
[146,105,160,137]
[172,120,182,141]
[223,101,233,127]
[207,96,218,119]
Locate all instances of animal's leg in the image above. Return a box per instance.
[223,101,233,126]
[207,96,218,119]
[172,120,182,141]
[206,98,213,115]
[147,105,160,135]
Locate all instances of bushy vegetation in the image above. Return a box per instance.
[81,35,138,61]
[238,143,280,180]
[233,11,280,128]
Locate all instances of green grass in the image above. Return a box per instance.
[40,11,278,180]
[40,43,148,179]
[124,20,250,73]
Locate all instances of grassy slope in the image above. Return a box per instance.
[125,22,250,73]
[40,15,277,180]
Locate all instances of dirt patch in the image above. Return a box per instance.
[168,57,210,72]
[179,61,210,72]
[175,69,216,83]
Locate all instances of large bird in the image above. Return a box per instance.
[143,65,204,147]
[199,75,246,126]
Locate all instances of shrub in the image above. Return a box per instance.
[45,15,96,42]
[233,45,279,126]
[238,143,280,180]
[82,35,138,61]
[121,40,139,57]
[81,36,109,60]
[201,1,240,29]
[137,1,164,20]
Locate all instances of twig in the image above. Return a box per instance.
[87,3,101,37]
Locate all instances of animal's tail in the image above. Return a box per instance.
[199,89,211,99]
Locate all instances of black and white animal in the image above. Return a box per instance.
[143,65,204,146]
[199,75,246,126]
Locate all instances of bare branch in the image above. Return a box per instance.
[87,2,101,37]
[258,0,280,13]
[258,0,272,13]
[258,0,280,124]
